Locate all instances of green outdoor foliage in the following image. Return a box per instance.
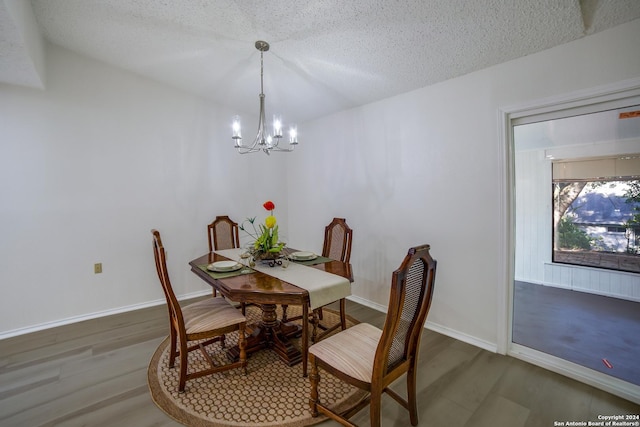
[624,180,640,229]
[557,217,592,250]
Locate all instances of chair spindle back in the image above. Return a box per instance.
[152,229,185,332]
[377,244,437,375]
[322,218,353,263]
[208,215,240,252]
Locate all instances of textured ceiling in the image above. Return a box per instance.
[2,0,640,123]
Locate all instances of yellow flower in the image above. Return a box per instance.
[265,215,276,229]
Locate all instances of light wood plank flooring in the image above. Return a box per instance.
[513,281,640,386]
[1,299,638,426]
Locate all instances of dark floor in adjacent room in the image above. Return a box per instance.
[513,281,640,386]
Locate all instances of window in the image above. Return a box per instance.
[607,226,627,233]
[552,155,640,273]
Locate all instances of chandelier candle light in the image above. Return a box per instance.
[232,41,298,155]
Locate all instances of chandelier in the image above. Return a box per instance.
[232,41,298,155]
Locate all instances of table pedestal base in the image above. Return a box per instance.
[227,303,303,366]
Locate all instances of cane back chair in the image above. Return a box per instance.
[207,215,252,313]
[315,217,353,340]
[152,229,247,392]
[309,244,437,427]
[208,215,240,253]
[207,216,240,297]
[282,217,353,342]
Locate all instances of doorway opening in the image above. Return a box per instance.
[503,80,640,403]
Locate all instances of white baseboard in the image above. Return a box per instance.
[346,294,386,312]
[0,289,211,340]
[426,322,498,353]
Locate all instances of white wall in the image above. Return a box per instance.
[2,20,639,350]
[286,19,640,351]
[514,150,551,285]
[0,43,288,336]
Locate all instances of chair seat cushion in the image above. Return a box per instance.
[309,323,382,383]
[183,297,245,334]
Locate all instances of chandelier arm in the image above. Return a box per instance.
[268,145,296,152]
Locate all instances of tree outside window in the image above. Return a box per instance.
[552,156,640,273]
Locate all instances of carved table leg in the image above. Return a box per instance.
[227,303,303,367]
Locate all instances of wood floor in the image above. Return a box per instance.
[0,298,638,427]
[513,281,640,386]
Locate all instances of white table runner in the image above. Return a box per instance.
[215,248,351,310]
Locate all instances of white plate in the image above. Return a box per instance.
[207,261,242,272]
[290,251,317,261]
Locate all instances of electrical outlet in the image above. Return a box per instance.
[94,263,102,274]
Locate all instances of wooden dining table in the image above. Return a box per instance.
[188,249,353,376]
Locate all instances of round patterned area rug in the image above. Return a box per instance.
[148,305,365,427]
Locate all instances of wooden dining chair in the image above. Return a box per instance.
[282,217,353,342]
[208,216,239,296]
[315,217,353,339]
[322,217,353,265]
[208,215,240,253]
[309,244,437,427]
[207,216,240,298]
[207,215,251,313]
[151,229,247,392]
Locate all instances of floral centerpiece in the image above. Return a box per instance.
[239,200,286,262]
